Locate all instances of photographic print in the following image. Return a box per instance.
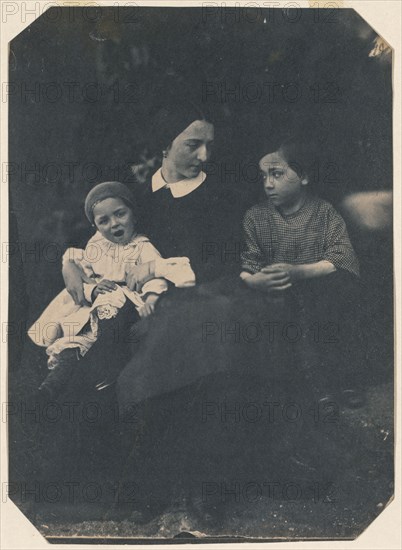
[3,0,397,544]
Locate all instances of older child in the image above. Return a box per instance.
[30,181,194,400]
[240,139,359,288]
[240,139,363,407]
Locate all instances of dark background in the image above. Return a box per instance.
[9,6,392,322]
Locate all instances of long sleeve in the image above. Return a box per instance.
[62,247,96,277]
[323,206,360,277]
[155,257,196,287]
[134,241,168,296]
[240,209,266,274]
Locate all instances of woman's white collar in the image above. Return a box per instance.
[152,168,206,198]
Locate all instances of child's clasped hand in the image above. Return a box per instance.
[247,265,293,292]
[262,263,299,282]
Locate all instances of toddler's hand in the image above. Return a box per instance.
[93,280,117,298]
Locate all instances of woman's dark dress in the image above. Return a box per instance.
[139,175,244,283]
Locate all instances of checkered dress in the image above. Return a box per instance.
[241,195,359,277]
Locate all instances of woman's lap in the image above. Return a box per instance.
[116,277,326,509]
[117,279,292,409]
[117,272,362,416]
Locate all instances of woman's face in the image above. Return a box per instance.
[164,120,214,181]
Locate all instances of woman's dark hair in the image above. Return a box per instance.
[148,97,212,155]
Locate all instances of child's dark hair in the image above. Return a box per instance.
[278,138,319,184]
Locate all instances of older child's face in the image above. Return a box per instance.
[165,120,214,181]
[259,151,308,208]
[93,197,136,244]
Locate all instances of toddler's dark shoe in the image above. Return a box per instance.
[38,348,80,400]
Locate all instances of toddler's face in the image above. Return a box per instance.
[93,197,136,244]
[259,151,308,208]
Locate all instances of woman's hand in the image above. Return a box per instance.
[126,261,156,292]
[92,280,117,298]
[243,267,292,293]
[138,293,159,319]
[138,303,155,319]
[63,262,92,306]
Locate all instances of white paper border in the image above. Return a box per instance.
[1,1,400,549]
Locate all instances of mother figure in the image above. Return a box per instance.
[62,101,307,530]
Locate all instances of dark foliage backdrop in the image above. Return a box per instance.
[9,6,392,331]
